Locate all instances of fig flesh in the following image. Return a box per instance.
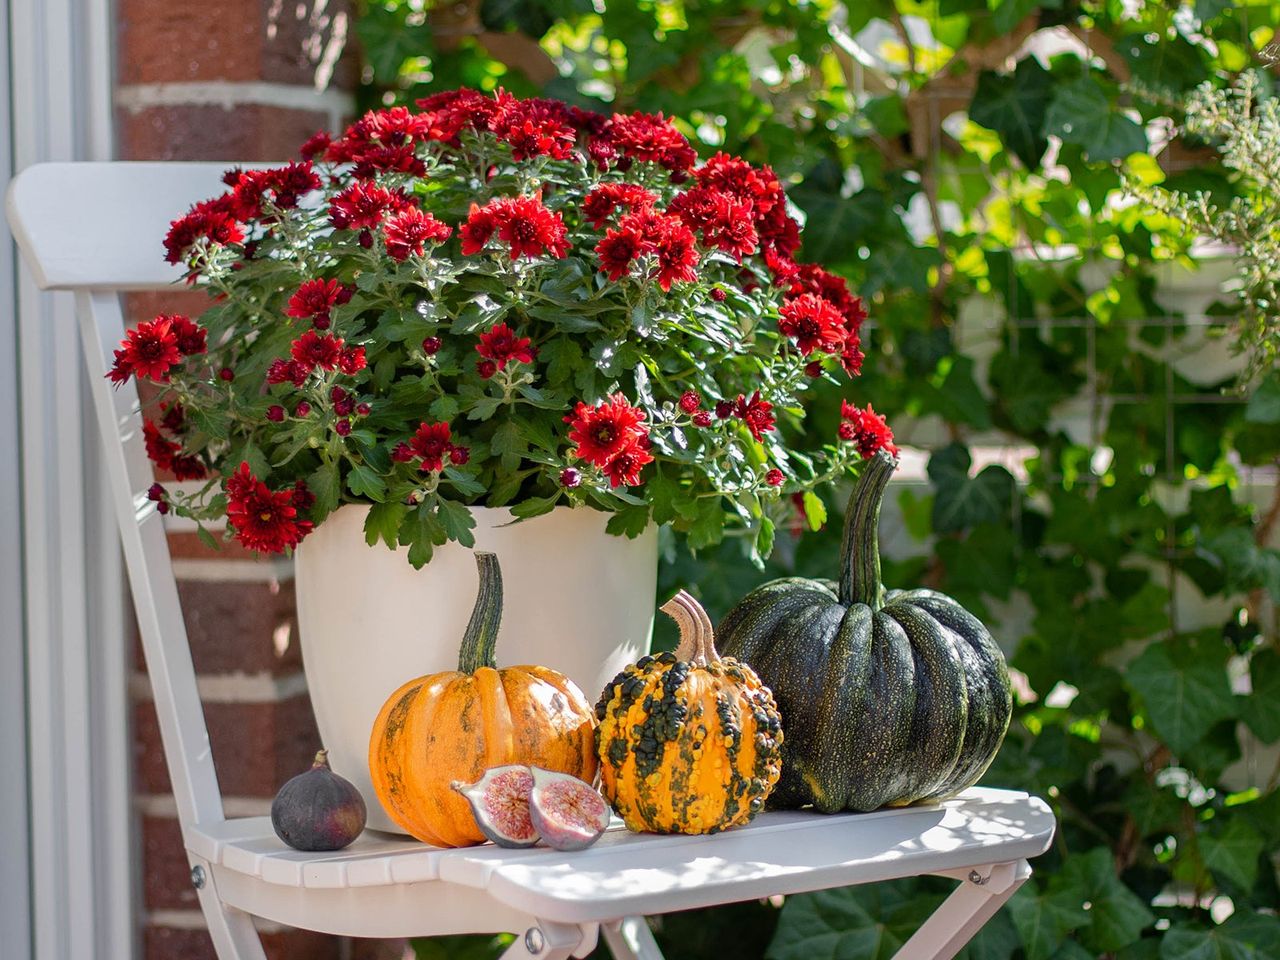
[452,765,538,848]
[527,766,611,851]
[271,749,366,851]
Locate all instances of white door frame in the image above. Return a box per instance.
[7,1,131,959]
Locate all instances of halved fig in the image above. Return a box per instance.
[452,765,538,848]
[527,766,611,851]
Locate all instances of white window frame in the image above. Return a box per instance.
[6,1,130,958]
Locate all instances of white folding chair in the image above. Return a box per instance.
[7,161,1055,960]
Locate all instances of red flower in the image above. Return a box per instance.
[765,468,785,487]
[669,187,758,260]
[838,402,898,458]
[108,316,182,384]
[779,294,847,356]
[338,346,367,375]
[384,207,452,261]
[595,228,646,281]
[163,197,244,264]
[582,183,657,228]
[328,182,408,230]
[733,391,776,441]
[476,196,568,260]
[652,217,699,291]
[491,93,578,161]
[460,204,497,256]
[476,323,535,371]
[225,462,312,553]
[229,162,321,220]
[594,112,697,173]
[266,358,309,386]
[694,153,782,214]
[407,421,457,473]
[299,131,332,160]
[287,279,353,327]
[566,394,648,467]
[325,106,434,170]
[678,391,701,414]
[142,420,207,480]
[290,331,344,372]
[169,315,208,356]
[601,438,654,488]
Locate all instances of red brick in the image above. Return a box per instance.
[119,104,331,162]
[118,0,356,88]
[133,577,301,674]
[143,924,345,960]
[141,815,199,911]
[124,290,216,326]
[135,694,319,797]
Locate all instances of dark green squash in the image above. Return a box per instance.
[717,450,1012,813]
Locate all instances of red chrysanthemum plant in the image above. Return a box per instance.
[111,88,892,566]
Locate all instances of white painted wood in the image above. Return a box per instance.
[892,860,1031,960]
[8,158,1058,960]
[0,0,33,954]
[10,2,128,959]
[6,162,240,291]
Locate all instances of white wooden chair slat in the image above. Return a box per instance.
[7,161,1055,960]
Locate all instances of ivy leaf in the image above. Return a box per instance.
[436,500,476,548]
[1060,847,1154,952]
[346,462,387,501]
[924,355,991,429]
[767,880,945,960]
[1200,818,1265,890]
[1161,911,1280,960]
[1126,641,1234,756]
[969,58,1052,169]
[992,0,1061,35]
[1204,528,1280,601]
[363,501,408,549]
[1244,373,1280,424]
[928,444,1016,534]
[1242,650,1280,743]
[1045,74,1147,162]
[1005,882,1091,960]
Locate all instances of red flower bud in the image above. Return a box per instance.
[295,401,312,417]
[692,410,712,428]
[678,391,701,414]
[421,336,442,355]
[449,446,470,465]
[560,467,582,488]
[335,419,352,436]
[330,385,347,402]
[710,288,727,302]
[804,360,823,378]
[714,400,733,419]
[334,397,354,416]
[218,367,235,382]
[266,405,285,422]
[476,359,498,379]
[156,501,170,515]
[765,468,785,487]
[356,402,371,416]
[147,483,166,502]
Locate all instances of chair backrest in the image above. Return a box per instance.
[7,161,250,836]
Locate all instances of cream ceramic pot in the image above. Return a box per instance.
[294,503,657,834]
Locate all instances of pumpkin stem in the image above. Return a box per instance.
[661,590,720,665]
[838,450,897,610]
[312,749,330,769]
[458,552,503,673]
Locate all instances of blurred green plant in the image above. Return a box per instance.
[351,1,1280,957]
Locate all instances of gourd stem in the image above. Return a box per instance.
[838,450,897,610]
[458,552,503,673]
[313,749,329,768]
[661,590,719,665]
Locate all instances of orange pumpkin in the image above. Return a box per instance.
[367,551,597,846]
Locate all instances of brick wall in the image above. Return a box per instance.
[116,3,405,958]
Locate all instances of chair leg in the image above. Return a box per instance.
[192,860,268,960]
[890,860,1031,960]
[601,917,665,960]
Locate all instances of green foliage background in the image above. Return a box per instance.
[352,1,1280,956]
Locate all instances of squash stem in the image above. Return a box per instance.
[458,552,503,672]
[838,451,897,610]
[662,590,719,664]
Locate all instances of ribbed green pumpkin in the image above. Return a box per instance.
[717,450,1012,813]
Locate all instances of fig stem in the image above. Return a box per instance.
[458,552,503,673]
[661,590,720,665]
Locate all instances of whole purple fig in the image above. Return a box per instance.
[271,749,366,851]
